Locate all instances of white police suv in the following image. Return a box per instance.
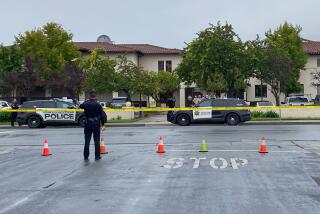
[16,99,106,128]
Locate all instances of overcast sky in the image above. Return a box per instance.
[1,0,319,48]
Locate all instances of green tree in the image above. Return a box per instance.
[262,47,293,106]
[157,71,180,96]
[80,49,117,93]
[43,63,84,98]
[115,55,142,100]
[176,22,247,97]
[113,56,180,106]
[265,22,307,95]
[15,22,80,79]
[132,70,154,107]
[245,36,268,101]
[0,45,23,95]
[147,71,180,105]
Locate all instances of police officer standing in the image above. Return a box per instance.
[80,91,106,161]
[167,96,175,108]
[10,99,19,127]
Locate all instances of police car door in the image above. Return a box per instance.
[55,101,77,124]
[36,101,58,123]
[212,99,225,121]
[192,99,213,121]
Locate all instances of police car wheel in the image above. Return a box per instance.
[79,116,86,127]
[27,116,42,128]
[226,113,240,126]
[176,114,191,126]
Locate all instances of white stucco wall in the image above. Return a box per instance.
[138,54,181,72]
[299,55,318,99]
[101,53,183,106]
[107,53,139,64]
[246,77,285,104]
[246,54,320,103]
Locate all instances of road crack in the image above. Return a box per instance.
[42,181,56,189]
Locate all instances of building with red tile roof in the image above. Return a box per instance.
[74,42,182,55]
[246,39,320,104]
[303,39,320,55]
[73,40,183,106]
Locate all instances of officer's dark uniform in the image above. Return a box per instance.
[167,97,175,108]
[11,103,19,127]
[80,99,106,160]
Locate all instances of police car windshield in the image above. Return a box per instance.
[258,102,273,106]
[198,99,212,107]
[57,101,75,108]
[112,99,127,103]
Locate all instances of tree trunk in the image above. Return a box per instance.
[271,90,280,106]
[139,93,143,117]
[260,79,263,101]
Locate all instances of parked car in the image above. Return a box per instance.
[99,102,110,108]
[0,101,11,110]
[250,101,274,107]
[110,97,131,108]
[314,95,320,105]
[282,96,313,106]
[16,99,107,128]
[167,98,251,126]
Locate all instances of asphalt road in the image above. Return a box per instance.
[0,125,320,214]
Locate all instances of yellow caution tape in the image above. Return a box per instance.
[0,105,320,113]
[101,125,107,131]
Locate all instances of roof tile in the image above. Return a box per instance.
[303,39,320,55]
[74,42,182,54]
[118,44,182,54]
[74,42,135,53]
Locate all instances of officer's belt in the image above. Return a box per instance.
[87,117,100,122]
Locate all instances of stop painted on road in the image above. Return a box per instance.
[163,157,248,169]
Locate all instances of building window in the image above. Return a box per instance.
[255,85,267,98]
[317,58,320,67]
[158,61,164,71]
[166,60,172,72]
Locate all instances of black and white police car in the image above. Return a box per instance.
[17,99,106,128]
[167,98,251,126]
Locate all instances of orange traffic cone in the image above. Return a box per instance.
[157,136,165,153]
[100,137,108,154]
[259,136,268,153]
[42,139,51,156]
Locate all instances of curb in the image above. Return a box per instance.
[246,121,320,126]
[0,120,319,129]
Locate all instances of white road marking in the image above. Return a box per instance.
[190,157,206,168]
[163,158,185,169]
[163,157,249,170]
[0,150,10,155]
[0,131,14,134]
[230,158,248,169]
[167,149,310,153]
[210,158,228,169]
[0,147,13,155]
[0,193,36,213]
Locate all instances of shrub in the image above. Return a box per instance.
[0,112,11,122]
[251,111,279,118]
[264,111,279,118]
[116,115,122,120]
[251,111,264,118]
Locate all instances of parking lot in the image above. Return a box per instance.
[0,124,320,214]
